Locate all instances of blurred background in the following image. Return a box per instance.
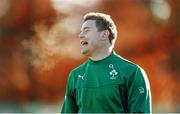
[0,0,179,113]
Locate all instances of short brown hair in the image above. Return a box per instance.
[83,12,117,45]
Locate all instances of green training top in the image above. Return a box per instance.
[61,51,152,113]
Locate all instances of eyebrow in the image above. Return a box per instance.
[82,27,90,31]
[80,27,91,33]
[83,27,90,30]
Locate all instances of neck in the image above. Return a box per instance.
[89,47,113,61]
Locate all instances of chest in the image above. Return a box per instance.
[75,63,125,88]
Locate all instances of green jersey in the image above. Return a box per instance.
[61,51,152,113]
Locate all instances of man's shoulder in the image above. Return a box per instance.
[113,52,140,73]
[113,53,146,81]
[69,60,89,75]
[114,53,138,66]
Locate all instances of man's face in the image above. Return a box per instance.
[79,20,102,55]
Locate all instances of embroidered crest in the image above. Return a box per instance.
[109,64,118,79]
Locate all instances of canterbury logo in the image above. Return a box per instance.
[138,87,145,94]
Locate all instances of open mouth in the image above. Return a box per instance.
[81,41,88,46]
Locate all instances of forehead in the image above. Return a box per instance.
[81,20,97,30]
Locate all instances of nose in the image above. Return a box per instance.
[79,32,85,39]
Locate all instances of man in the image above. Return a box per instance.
[61,12,152,113]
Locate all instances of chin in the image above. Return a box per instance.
[81,49,89,55]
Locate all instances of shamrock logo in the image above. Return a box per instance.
[109,64,118,79]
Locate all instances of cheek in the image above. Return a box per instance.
[87,33,101,46]
[90,39,101,49]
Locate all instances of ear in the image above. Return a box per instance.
[100,30,110,40]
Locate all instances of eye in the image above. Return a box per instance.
[84,29,89,33]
